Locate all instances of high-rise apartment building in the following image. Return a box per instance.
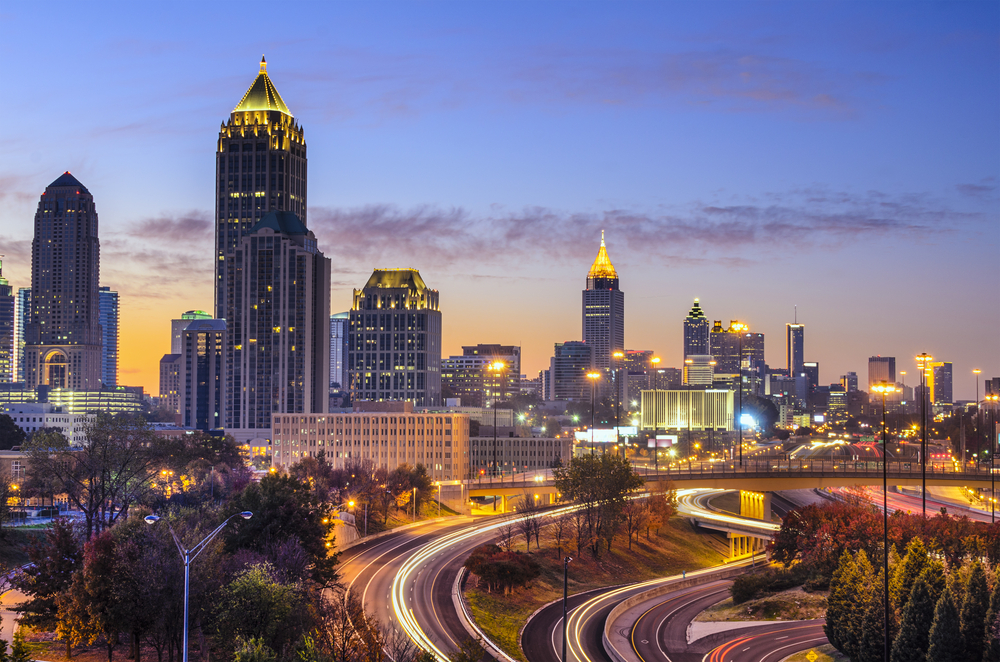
[180,319,226,430]
[582,232,624,370]
[24,173,102,390]
[929,361,953,407]
[549,341,594,401]
[683,299,709,359]
[216,59,308,435]
[13,288,30,382]
[159,354,182,415]
[229,211,330,435]
[330,312,349,389]
[441,345,520,407]
[172,310,212,354]
[868,356,896,392]
[98,287,118,387]
[786,323,804,377]
[0,260,13,383]
[347,269,442,406]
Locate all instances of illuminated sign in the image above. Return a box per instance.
[573,427,637,443]
[813,414,825,423]
[648,435,677,448]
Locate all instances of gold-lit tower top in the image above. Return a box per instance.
[587,230,618,280]
[233,55,292,115]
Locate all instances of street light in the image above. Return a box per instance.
[731,322,748,466]
[915,353,933,517]
[562,556,573,662]
[613,351,625,460]
[974,369,982,462]
[586,371,601,454]
[987,393,999,523]
[872,380,897,662]
[145,511,253,662]
[489,361,507,478]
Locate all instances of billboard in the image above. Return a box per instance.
[648,435,677,448]
[573,427,638,443]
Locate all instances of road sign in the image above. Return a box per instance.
[805,651,818,662]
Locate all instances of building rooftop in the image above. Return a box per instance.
[686,298,707,320]
[233,56,292,115]
[248,210,309,236]
[587,230,618,279]
[362,268,430,292]
[47,172,89,193]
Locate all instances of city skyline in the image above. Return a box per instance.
[0,2,997,398]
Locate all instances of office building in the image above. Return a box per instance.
[24,173,103,390]
[470,434,571,475]
[683,355,715,386]
[683,298,710,360]
[786,323,805,377]
[2,403,93,446]
[159,354,182,415]
[709,321,761,379]
[624,350,653,405]
[582,231,624,370]
[330,312,349,389]
[639,389,735,431]
[171,310,212,354]
[215,57,307,332]
[651,366,683,390]
[13,288,30,383]
[929,361,953,407]
[348,269,442,406]
[98,287,118,387]
[803,362,819,392]
[549,341,594,401]
[841,372,859,393]
[180,319,226,430]
[229,210,330,436]
[268,404,469,481]
[0,260,12,383]
[0,384,144,416]
[868,356,896,391]
[442,345,520,407]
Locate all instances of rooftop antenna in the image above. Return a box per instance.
[794,305,797,324]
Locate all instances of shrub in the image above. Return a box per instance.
[464,544,541,595]
[731,565,811,604]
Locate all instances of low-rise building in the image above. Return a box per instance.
[469,433,571,476]
[268,402,469,481]
[2,403,93,445]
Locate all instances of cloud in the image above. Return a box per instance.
[956,182,996,198]
[124,212,213,243]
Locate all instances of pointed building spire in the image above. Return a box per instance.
[588,230,618,280]
[233,56,292,115]
[260,55,267,74]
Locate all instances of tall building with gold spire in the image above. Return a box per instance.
[582,231,624,370]
[216,57,309,432]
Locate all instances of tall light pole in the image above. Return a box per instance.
[987,393,999,523]
[145,511,253,662]
[974,369,982,462]
[587,371,601,454]
[562,556,573,662]
[915,353,933,518]
[651,357,661,472]
[489,361,506,478]
[613,351,625,459]
[871,381,897,662]
[731,322,748,466]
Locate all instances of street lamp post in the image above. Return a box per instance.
[613,351,625,459]
[145,511,253,662]
[562,556,573,662]
[872,381,897,662]
[987,394,999,523]
[587,371,601,454]
[489,361,506,478]
[915,353,933,518]
[731,323,748,466]
[974,369,982,463]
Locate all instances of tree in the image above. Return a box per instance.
[24,415,163,540]
[515,494,538,551]
[13,517,81,656]
[891,564,946,662]
[826,549,859,655]
[0,414,26,450]
[621,499,648,550]
[58,530,125,662]
[927,588,964,662]
[224,472,337,587]
[857,569,888,662]
[554,454,643,557]
[892,537,930,616]
[960,561,990,662]
[982,577,1000,662]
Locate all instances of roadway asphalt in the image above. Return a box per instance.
[700,622,827,662]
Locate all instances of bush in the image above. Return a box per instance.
[464,544,541,595]
[731,565,811,604]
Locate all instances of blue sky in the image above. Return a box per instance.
[1,1,997,397]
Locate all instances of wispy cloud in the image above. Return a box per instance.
[124,212,213,243]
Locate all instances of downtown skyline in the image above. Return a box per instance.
[0,2,997,397]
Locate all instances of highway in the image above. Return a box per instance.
[700,622,827,662]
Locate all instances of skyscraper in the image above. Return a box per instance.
[171,310,212,354]
[347,269,442,406]
[582,231,624,370]
[180,319,226,430]
[549,341,594,401]
[24,173,102,390]
[0,259,13,383]
[98,286,118,387]
[13,288,30,382]
[329,312,349,389]
[683,298,709,359]
[786,323,804,377]
[441,345,521,407]
[841,372,859,392]
[929,361,953,406]
[216,58,307,427]
[868,356,896,391]
[229,211,330,434]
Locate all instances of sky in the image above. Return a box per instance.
[0,1,997,400]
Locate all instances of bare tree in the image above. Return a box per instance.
[496,515,517,552]
[515,493,537,551]
[621,499,649,550]
[551,514,570,559]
